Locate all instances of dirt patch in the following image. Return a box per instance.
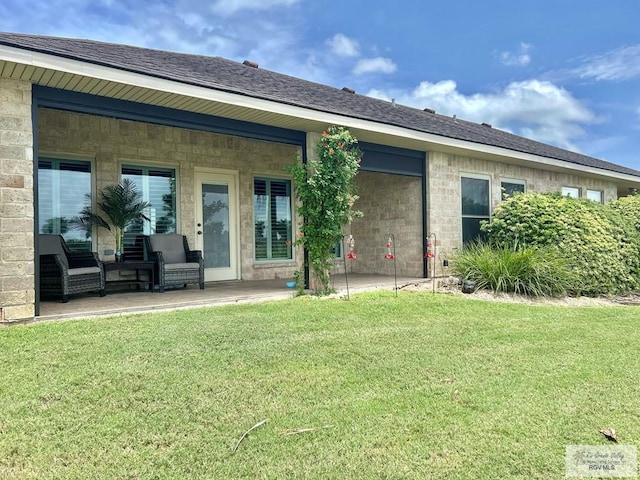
[399,280,632,307]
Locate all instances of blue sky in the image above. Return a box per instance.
[2,0,640,170]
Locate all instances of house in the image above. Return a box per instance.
[1,31,640,323]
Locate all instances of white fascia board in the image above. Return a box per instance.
[3,44,639,183]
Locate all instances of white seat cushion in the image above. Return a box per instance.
[68,266,102,276]
[164,262,199,271]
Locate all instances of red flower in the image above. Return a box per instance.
[384,253,395,260]
[346,252,357,260]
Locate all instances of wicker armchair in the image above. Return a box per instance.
[143,234,204,292]
[38,234,106,303]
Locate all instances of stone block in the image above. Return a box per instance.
[0,147,29,164]
[1,275,34,291]
[1,130,33,146]
[1,188,32,204]
[0,175,25,188]
[2,303,35,322]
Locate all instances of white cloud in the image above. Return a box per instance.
[367,79,599,151]
[572,45,640,81]
[210,0,299,16]
[352,57,397,75]
[497,42,532,67]
[326,34,360,58]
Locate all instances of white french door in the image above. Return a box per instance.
[194,171,239,281]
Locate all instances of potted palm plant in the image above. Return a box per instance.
[73,178,151,261]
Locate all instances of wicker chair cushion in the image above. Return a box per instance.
[68,266,102,276]
[164,263,199,271]
[149,234,186,264]
[39,234,69,269]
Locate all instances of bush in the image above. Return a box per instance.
[482,192,640,296]
[611,194,640,233]
[452,243,572,297]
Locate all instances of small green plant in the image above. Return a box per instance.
[286,126,362,294]
[451,242,572,297]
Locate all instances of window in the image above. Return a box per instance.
[501,180,525,200]
[587,189,604,203]
[461,176,490,245]
[121,165,176,254]
[121,165,176,234]
[254,178,292,261]
[562,186,581,198]
[38,158,92,252]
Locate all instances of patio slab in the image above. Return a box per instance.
[36,274,430,323]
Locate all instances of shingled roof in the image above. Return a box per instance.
[1,31,639,177]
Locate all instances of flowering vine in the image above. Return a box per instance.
[286,125,362,294]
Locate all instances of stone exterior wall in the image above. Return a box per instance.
[348,171,424,278]
[8,102,626,321]
[428,151,619,276]
[38,109,302,282]
[0,78,34,323]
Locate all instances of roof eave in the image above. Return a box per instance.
[1,43,639,185]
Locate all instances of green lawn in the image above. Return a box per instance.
[1,292,639,479]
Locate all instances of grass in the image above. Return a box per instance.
[1,292,639,479]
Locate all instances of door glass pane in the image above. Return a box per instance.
[202,183,230,269]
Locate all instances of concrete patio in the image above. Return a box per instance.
[35,274,431,323]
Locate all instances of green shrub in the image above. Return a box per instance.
[482,192,640,296]
[452,242,572,297]
[611,194,640,233]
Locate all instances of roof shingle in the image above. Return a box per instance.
[1,31,639,177]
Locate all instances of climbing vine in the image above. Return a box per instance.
[286,125,362,294]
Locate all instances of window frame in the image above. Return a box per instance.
[37,155,94,252]
[461,174,491,246]
[562,186,581,198]
[119,161,179,236]
[253,176,294,262]
[500,178,526,200]
[586,189,604,204]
